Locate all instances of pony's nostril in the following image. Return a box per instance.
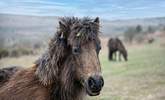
[88,77,95,88]
[88,76,104,93]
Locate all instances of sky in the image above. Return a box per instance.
[0,0,165,20]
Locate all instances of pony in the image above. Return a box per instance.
[0,17,104,100]
[108,38,128,61]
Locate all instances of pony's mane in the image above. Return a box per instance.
[35,16,100,85]
[59,17,100,45]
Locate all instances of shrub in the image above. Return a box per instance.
[134,34,145,44]
[124,27,136,43]
[147,26,156,34]
[124,25,144,43]
[10,48,34,57]
[0,49,9,59]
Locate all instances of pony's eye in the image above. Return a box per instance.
[74,26,78,29]
[72,47,80,55]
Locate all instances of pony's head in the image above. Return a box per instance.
[36,17,104,97]
[59,17,104,96]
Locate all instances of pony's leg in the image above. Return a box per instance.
[119,52,121,61]
[108,51,113,61]
[114,52,117,61]
[123,53,128,61]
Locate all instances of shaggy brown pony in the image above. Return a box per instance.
[0,17,104,100]
[108,38,128,61]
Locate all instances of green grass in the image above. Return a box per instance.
[89,40,165,100]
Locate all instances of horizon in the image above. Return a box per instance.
[0,0,165,20]
[1,12,165,21]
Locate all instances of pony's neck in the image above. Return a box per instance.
[35,37,86,100]
[50,56,86,100]
[50,82,85,100]
[35,36,68,85]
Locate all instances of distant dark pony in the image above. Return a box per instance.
[108,38,128,61]
[148,37,154,44]
[0,17,104,100]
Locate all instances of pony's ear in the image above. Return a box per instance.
[59,21,66,29]
[94,17,99,23]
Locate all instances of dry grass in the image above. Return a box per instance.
[0,55,39,68]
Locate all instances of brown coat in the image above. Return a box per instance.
[0,66,51,100]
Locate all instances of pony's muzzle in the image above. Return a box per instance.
[86,75,104,96]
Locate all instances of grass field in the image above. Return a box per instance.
[89,37,165,100]
[0,37,165,100]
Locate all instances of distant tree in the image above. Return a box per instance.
[163,26,165,31]
[134,34,145,44]
[124,25,144,43]
[135,25,143,33]
[147,26,155,34]
[124,27,136,43]
[0,34,4,48]
[33,43,42,49]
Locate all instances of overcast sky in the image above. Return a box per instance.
[0,0,165,20]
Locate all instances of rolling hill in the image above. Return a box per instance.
[0,13,165,40]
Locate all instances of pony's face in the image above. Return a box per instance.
[67,17,104,96]
[74,41,104,96]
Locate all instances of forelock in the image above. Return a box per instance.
[58,17,100,45]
